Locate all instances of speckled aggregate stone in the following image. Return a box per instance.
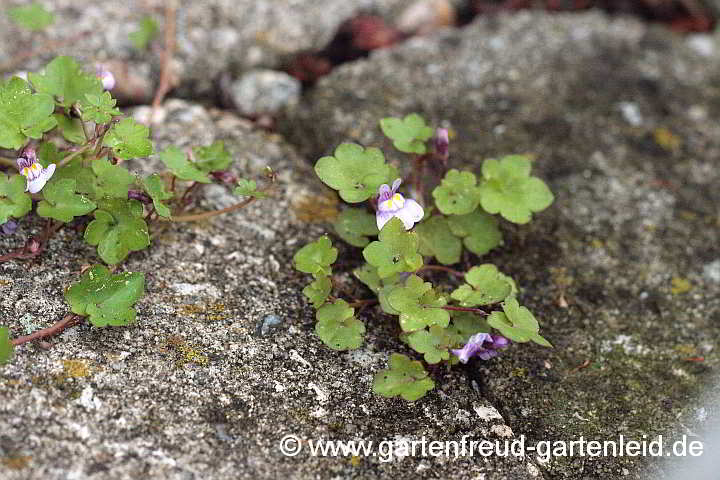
[0,100,537,480]
[0,0,414,98]
[280,11,720,479]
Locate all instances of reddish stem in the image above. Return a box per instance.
[11,314,83,346]
[417,264,465,277]
[440,305,489,316]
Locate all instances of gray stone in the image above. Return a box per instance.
[0,0,413,99]
[231,69,301,116]
[0,100,535,479]
[280,11,720,478]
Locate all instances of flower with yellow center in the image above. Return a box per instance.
[376,178,424,230]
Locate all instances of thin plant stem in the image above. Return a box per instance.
[164,197,256,223]
[11,314,83,346]
[417,264,465,278]
[439,305,490,316]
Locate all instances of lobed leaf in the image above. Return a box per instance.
[415,215,462,265]
[0,76,56,149]
[64,265,145,327]
[103,118,153,160]
[234,179,266,198]
[129,16,158,50]
[315,299,365,350]
[387,275,449,332]
[432,169,482,215]
[450,264,513,307]
[0,174,32,224]
[79,91,122,124]
[407,325,453,364]
[29,56,103,108]
[478,155,554,224]
[142,174,174,218]
[373,353,435,401]
[487,297,552,347]
[314,143,390,203]
[193,141,232,173]
[159,146,210,183]
[333,208,378,247]
[447,210,502,256]
[303,275,332,309]
[37,178,97,223]
[84,198,150,264]
[8,3,54,31]
[362,218,423,278]
[379,113,433,154]
[293,236,337,277]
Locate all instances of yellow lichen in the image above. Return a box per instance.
[653,127,681,151]
[670,277,692,295]
[62,359,91,378]
[1,456,31,470]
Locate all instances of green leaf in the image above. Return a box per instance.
[407,326,453,364]
[7,3,54,31]
[53,114,85,144]
[451,264,512,307]
[303,276,332,309]
[353,263,382,294]
[84,199,150,264]
[314,143,390,203]
[79,91,122,124]
[0,174,32,223]
[193,141,232,172]
[447,210,502,256]
[388,275,449,332]
[37,178,96,223]
[478,155,554,224]
[447,311,490,345]
[379,113,433,154]
[28,56,103,108]
[0,326,13,365]
[103,118,153,160]
[142,174,173,218]
[158,146,210,183]
[378,284,401,315]
[432,169,482,215]
[373,353,434,401]
[64,265,145,327]
[92,158,134,199]
[487,297,552,347]
[129,16,158,50]
[333,208,378,247]
[315,299,365,350]
[36,141,62,167]
[234,179,266,198]
[415,215,462,265]
[293,236,337,277]
[0,76,56,149]
[362,218,423,278]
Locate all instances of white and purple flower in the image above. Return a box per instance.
[376,178,424,230]
[451,333,509,363]
[96,64,115,90]
[17,148,55,194]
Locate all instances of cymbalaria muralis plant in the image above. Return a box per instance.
[0,56,271,365]
[293,113,554,401]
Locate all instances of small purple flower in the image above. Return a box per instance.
[17,147,55,194]
[434,127,449,160]
[17,150,55,194]
[376,178,424,230]
[451,333,509,363]
[96,64,115,90]
[210,170,238,184]
[1,220,18,235]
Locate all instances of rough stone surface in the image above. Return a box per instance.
[230,69,301,116]
[280,11,720,478]
[0,0,413,99]
[0,100,536,479]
